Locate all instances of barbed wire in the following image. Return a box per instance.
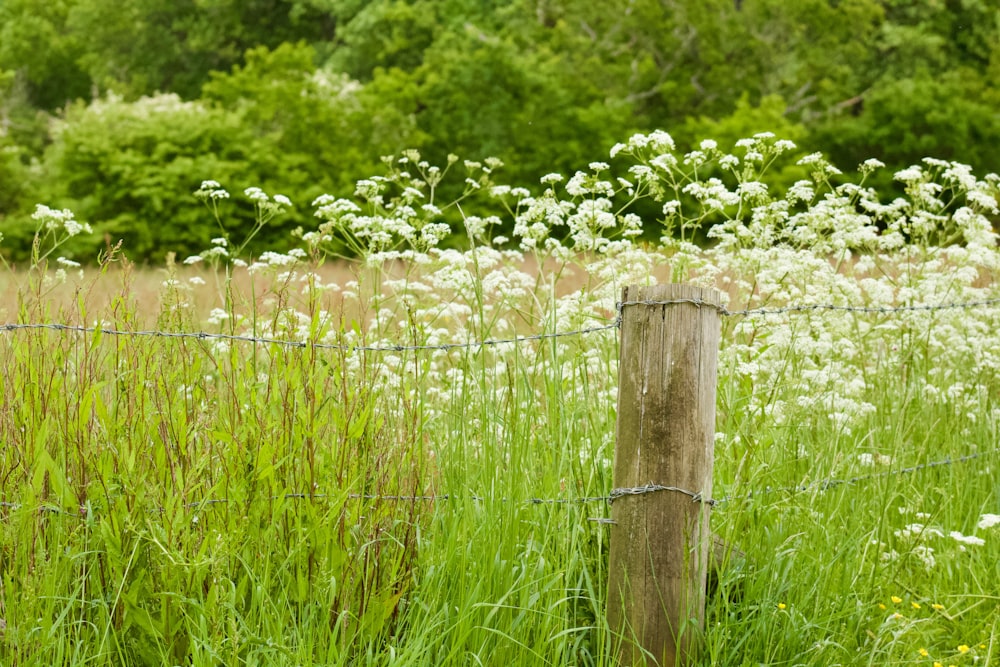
[719,447,1000,504]
[4,295,999,354]
[0,320,620,353]
[4,446,994,521]
[620,296,1000,318]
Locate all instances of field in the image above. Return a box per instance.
[2,134,1000,666]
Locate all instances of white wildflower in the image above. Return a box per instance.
[950,531,985,547]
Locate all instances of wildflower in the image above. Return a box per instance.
[893,166,923,182]
[859,158,885,173]
[56,257,80,268]
[913,545,936,569]
[32,204,93,236]
[958,644,970,654]
[244,186,268,203]
[777,603,786,610]
[718,154,739,169]
[796,152,825,165]
[207,308,230,325]
[978,514,1000,529]
[931,603,945,611]
[891,596,902,604]
[950,531,985,547]
[194,180,230,200]
[911,602,921,610]
[919,648,929,657]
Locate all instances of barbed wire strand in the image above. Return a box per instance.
[4,295,1000,353]
[619,296,1000,318]
[4,446,994,520]
[0,321,619,353]
[720,447,1000,504]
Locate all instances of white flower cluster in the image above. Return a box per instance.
[876,508,999,570]
[32,204,93,238]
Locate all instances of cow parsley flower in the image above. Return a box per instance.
[950,531,985,547]
[194,180,230,200]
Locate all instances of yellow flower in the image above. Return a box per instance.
[777,603,787,610]
[919,647,929,657]
[932,603,945,610]
[911,601,922,610]
[891,595,903,604]
[878,603,886,610]
[958,645,970,653]
[933,662,942,667]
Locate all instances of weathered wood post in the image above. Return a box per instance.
[607,284,722,666]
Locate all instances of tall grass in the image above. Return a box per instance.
[2,135,1000,666]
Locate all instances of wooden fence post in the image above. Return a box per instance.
[607,284,722,666]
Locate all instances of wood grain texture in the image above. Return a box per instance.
[607,284,722,666]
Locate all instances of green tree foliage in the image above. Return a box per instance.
[1,0,998,262]
[0,0,90,110]
[65,0,337,99]
[34,94,263,261]
[21,43,424,263]
[409,28,629,183]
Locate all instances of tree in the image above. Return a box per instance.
[65,0,337,99]
[0,0,91,110]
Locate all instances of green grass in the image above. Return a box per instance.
[2,258,998,667]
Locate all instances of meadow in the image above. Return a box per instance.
[2,132,1000,666]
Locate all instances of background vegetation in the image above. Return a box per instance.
[1,0,999,262]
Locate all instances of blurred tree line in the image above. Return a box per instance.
[1,0,998,261]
